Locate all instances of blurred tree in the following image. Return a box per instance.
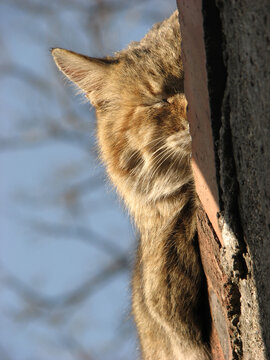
[0,1,176,359]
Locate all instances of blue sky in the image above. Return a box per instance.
[0,1,176,359]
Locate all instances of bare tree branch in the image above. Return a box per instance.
[59,334,95,360]
[0,64,51,93]
[2,254,130,310]
[31,220,127,257]
[0,127,91,151]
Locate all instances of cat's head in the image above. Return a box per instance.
[52,12,193,202]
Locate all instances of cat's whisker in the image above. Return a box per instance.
[146,148,173,181]
[145,148,177,191]
[164,152,186,181]
[150,143,170,157]
[142,136,166,150]
[150,147,172,166]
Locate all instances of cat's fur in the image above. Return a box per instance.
[52,11,211,360]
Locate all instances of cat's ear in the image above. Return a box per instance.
[51,48,117,106]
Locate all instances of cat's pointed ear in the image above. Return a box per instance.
[51,48,116,106]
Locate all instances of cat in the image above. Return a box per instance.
[51,10,211,360]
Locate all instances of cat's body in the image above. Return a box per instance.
[52,11,211,360]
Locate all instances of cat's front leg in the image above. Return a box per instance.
[132,247,176,360]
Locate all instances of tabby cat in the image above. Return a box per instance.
[52,10,211,360]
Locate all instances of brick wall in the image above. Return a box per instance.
[177,1,270,359]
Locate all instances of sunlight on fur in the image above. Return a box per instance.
[52,10,211,360]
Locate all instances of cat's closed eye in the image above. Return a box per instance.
[152,96,173,108]
[161,96,174,104]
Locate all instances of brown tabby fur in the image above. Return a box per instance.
[52,11,211,360]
